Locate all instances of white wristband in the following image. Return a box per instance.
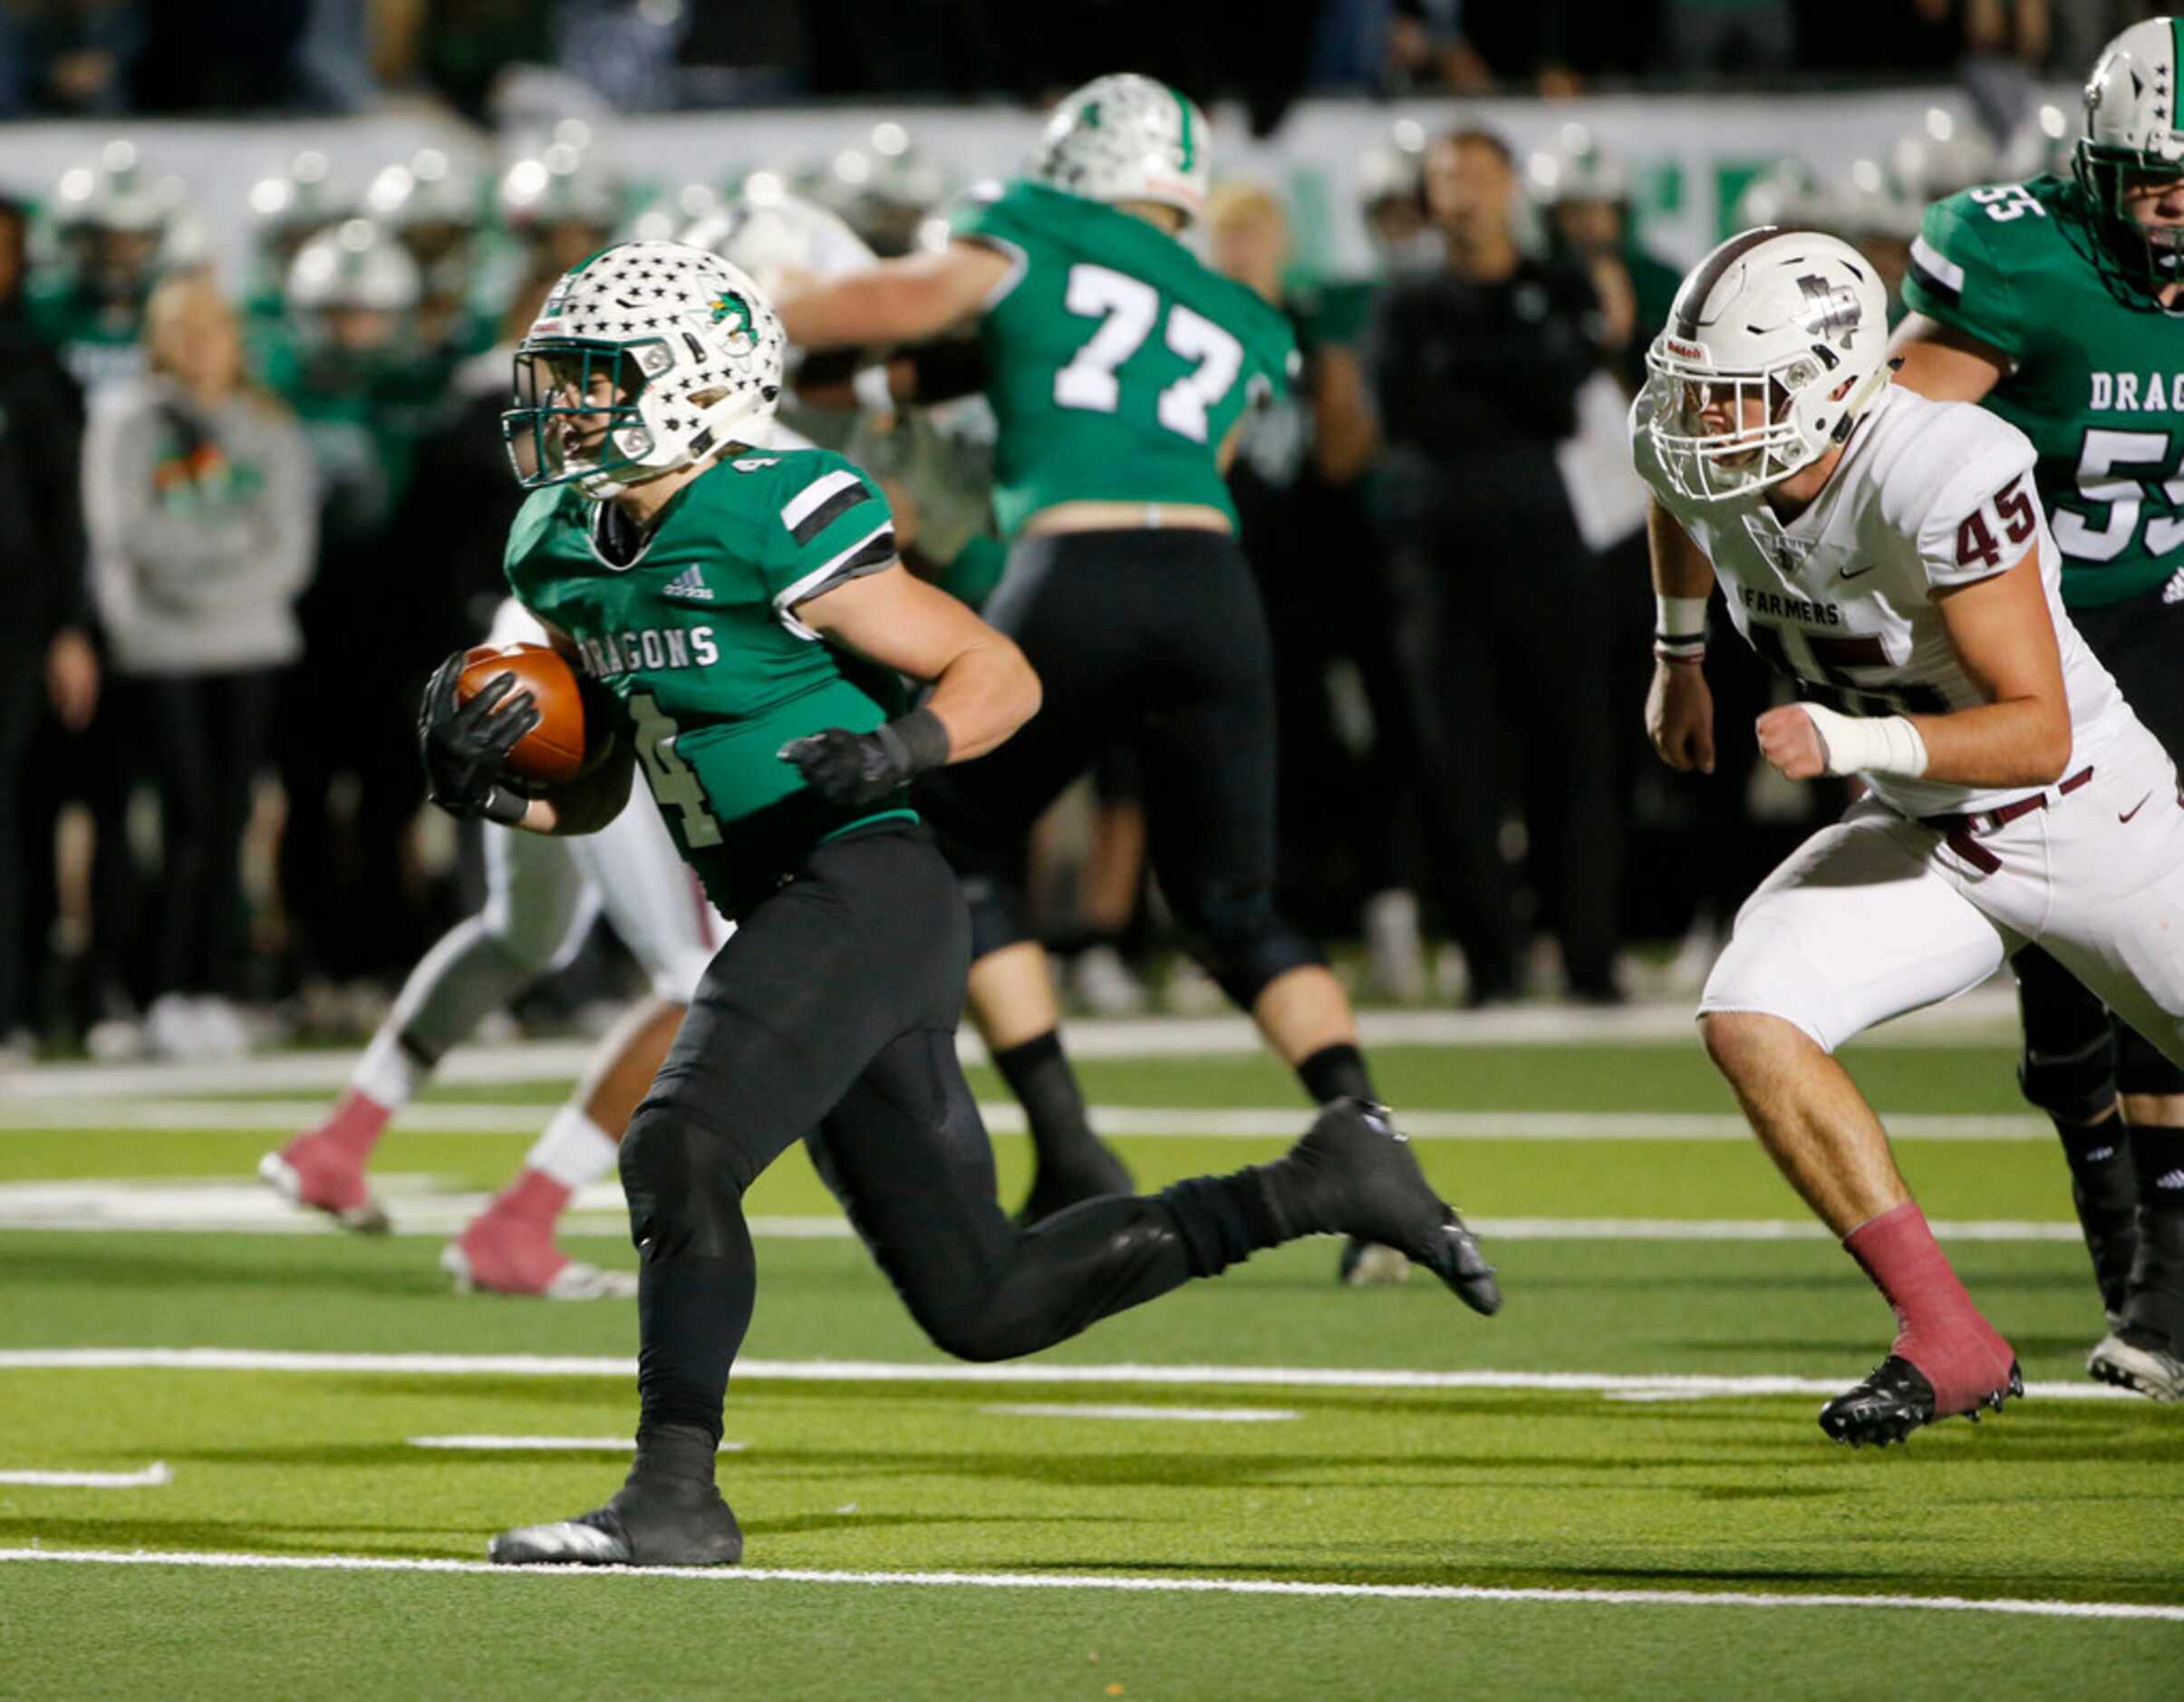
[1800,701,1930,779]
[1654,595,1708,643]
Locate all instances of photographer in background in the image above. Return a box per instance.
[1366,125,1620,1004]
[0,194,93,1060]
[83,273,315,1058]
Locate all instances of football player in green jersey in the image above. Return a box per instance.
[435,240,1499,1566]
[1893,17,2184,1401]
[27,141,192,397]
[777,74,1438,1258]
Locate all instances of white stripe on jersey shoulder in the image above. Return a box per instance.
[1909,234,1964,294]
[780,468,865,532]
[771,519,898,642]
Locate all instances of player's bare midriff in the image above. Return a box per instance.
[1020,499,1233,537]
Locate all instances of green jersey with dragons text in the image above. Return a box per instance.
[504,446,911,917]
[951,179,1298,538]
[1903,174,2184,606]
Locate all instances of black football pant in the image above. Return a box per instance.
[141,670,278,999]
[1388,505,1620,996]
[917,528,1322,1010]
[2017,588,2184,1109]
[619,824,1266,1445]
[0,643,39,1036]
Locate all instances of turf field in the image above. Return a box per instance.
[3,1005,2180,1698]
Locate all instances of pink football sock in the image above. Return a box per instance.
[1842,1202,2015,1414]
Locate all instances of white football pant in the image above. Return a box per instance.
[1700,711,2184,1062]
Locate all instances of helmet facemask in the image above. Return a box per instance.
[2073,143,2184,305]
[501,241,787,499]
[1644,341,1887,503]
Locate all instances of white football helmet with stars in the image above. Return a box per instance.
[1031,73,1211,225]
[506,239,784,498]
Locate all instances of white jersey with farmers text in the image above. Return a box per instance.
[1630,383,2129,819]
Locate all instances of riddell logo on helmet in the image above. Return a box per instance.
[1661,338,1706,361]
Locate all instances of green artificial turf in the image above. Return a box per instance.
[2,1034,2179,1697]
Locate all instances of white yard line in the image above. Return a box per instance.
[0,988,2024,1104]
[981,1403,1299,1423]
[0,1463,169,1487]
[0,1348,2135,1404]
[406,1436,745,1452]
[0,1179,2082,1243]
[0,1100,2050,1140]
[0,1546,2172,1622]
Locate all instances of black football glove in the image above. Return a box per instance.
[778,707,950,807]
[420,651,539,827]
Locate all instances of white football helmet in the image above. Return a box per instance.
[1889,108,1999,203]
[1031,73,1211,225]
[2075,15,2184,297]
[505,239,784,498]
[684,185,875,295]
[1642,228,1892,502]
[285,218,422,314]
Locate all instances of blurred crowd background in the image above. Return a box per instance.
[0,0,2158,1060]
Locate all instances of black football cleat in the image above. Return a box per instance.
[1284,1099,1500,1316]
[1014,1142,1136,1229]
[488,1477,743,1568]
[1818,1354,2024,1447]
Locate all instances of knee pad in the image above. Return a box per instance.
[1174,881,1323,1010]
[961,873,1032,962]
[2016,952,2121,1123]
[619,1105,747,1261]
[2115,1022,2184,1100]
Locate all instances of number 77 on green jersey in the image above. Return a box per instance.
[952,178,1299,540]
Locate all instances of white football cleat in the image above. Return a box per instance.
[257,1147,391,1235]
[440,1239,638,1301]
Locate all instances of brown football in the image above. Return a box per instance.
[453,643,591,787]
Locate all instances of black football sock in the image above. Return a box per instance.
[1297,1041,1374,1107]
[631,1246,753,1471]
[1156,1168,1292,1279]
[993,1030,1102,1169]
[2122,1127,2184,1345]
[2055,1118,2139,1317]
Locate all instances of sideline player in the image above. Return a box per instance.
[261,600,721,1300]
[1890,17,2184,1400]
[1635,227,2184,1445]
[776,75,1416,1267]
[439,240,1498,1564]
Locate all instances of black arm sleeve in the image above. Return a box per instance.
[895,335,987,404]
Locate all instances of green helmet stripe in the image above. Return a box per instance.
[1171,86,1196,172]
[2173,15,2183,134]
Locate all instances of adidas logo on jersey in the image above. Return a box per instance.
[662,565,713,602]
[2165,566,2184,604]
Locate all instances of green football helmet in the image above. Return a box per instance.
[2073,15,2184,304]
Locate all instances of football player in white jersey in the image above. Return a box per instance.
[1633,227,2184,1446]
[262,598,726,1299]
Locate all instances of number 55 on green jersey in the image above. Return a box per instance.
[952,179,1300,539]
[1904,173,2184,608]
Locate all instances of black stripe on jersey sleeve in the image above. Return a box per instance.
[800,526,898,603]
[1906,247,1961,307]
[789,482,876,546]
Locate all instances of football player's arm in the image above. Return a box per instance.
[794,564,1040,764]
[1645,497,1716,775]
[775,243,1012,352]
[1915,553,2071,784]
[1758,551,2069,787]
[1888,314,2009,405]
